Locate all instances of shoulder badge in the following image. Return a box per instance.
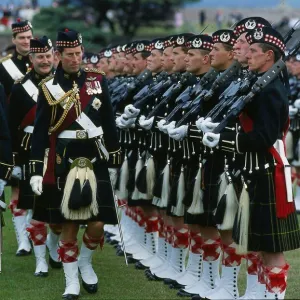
[0,54,13,65]
[38,74,55,87]
[84,67,105,75]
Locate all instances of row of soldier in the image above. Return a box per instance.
[0,16,299,300]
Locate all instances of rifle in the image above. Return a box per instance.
[133,73,174,109]
[162,68,219,125]
[145,72,194,119]
[174,61,241,127]
[210,39,300,137]
[114,69,152,111]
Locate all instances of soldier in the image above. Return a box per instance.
[9,36,62,276]
[29,29,121,299]
[0,19,33,97]
[97,48,114,78]
[0,18,33,256]
[202,26,300,299]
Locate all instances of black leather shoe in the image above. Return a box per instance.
[16,249,31,256]
[169,282,185,289]
[191,296,201,300]
[49,255,63,269]
[109,239,119,246]
[164,278,176,285]
[177,289,197,297]
[34,271,49,277]
[82,279,98,294]
[127,256,137,264]
[62,294,79,300]
[135,261,148,270]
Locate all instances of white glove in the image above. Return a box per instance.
[124,104,140,118]
[166,121,177,134]
[12,166,22,180]
[294,99,300,109]
[168,125,188,141]
[200,117,219,133]
[202,132,220,148]
[289,105,298,117]
[195,117,204,130]
[157,119,167,132]
[0,179,7,197]
[108,168,118,189]
[119,114,136,128]
[30,176,43,196]
[139,115,154,130]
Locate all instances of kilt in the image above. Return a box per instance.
[32,160,117,225]
[193,152,224,227]
[18,178,35,209]
[233,167,300,253]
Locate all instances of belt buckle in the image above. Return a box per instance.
[76,130,87,139]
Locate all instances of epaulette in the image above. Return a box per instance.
[0,54,13,64]
[38,74,55,87]
[84,67,106,75]
[14,75,25,84]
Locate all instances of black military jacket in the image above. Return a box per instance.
[9,69,49,165]
[0,51,30,97]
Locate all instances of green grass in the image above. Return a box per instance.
[1,186,300,299]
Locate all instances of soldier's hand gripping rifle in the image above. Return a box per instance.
[162,68,219,125]
[209,39,300,138]
[145,72,195,120]
[175,61,242,128]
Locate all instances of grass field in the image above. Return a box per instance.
[1,187,300,299]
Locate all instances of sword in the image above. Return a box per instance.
[108,169,128,266]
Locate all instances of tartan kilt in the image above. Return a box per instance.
[32,160,117,225]
[233,167,300,253]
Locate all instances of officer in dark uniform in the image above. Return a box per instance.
[29,29,121,299]
[0,19,32,97]
[9,36,63,276]
[203,26,300,299]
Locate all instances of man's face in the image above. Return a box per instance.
[162,47,174,73]
[147,49,163,73]
[185,49,207,74]
[132,53,147,75]
[172,47,187,72]
[115,52,126,73]
[108,54,117,72]
[29,48,54,76]
[233,33,249,65]
[96,58,109,73]
[246,43,270,72]
[57,45,83,74]
[124,53,134,74]
[12,30,33,54]
[209,43,232,70]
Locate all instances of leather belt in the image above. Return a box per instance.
[58,126,103,139]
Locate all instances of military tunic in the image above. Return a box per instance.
[30,67,121,224]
